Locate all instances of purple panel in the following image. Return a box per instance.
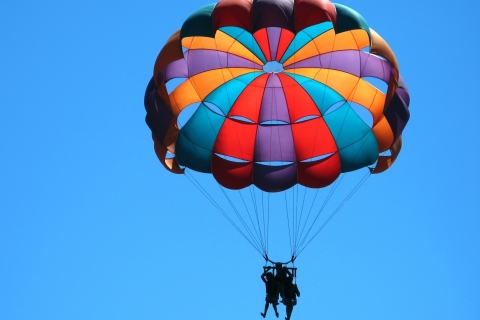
[384,92,410,140]
[285,51,392,83]
[184,50,225,76]
[285,55,322,69]
[321,51,361,76]
[252,0,295,33]
[267,27,282,61]
[286,50,363,78]
[254,125,296,162]
[360,52,391,82]
[396,88,410,107]
[226,53,263,70]
[253,162,297,192]
[145,79,174,147]
[184,50,262,77]
[163,59,188,82]
[259,74,290,123]
[397,75,410,106]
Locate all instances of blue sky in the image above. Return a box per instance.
[1,1,479,319]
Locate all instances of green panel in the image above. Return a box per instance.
[204,72,263,115]
[333,3,371,40]
[180,3,216,39]
[323,103,378,172]
[176,103,226,172]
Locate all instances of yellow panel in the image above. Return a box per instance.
[228,41,264,65]
[182,36,217,50]
[333,31,362,51]
[169,79,201,115]
[168,68,258,115]
[190,69,234,98]
[181,36,194,49]
[312,29,336,55]
[372,116,394,152]
[348,80,385,125]
[370,29,399,74]
[351,29,371,49]
[284,68,322,80]
[214,30,238,52]
[282,41,320,67]
[283,29,336,67]
[183,32,264,66]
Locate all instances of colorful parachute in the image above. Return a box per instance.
[144,0,410,194]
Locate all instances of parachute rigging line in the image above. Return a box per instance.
[184,169,266,257]
[295,171,371,258]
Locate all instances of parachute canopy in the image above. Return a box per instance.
[144,0,410,193]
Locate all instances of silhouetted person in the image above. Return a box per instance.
[282,276,300,320]
[261,270,280,318]
[274,263,291,301]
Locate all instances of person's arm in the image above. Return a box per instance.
[261,271,268,283]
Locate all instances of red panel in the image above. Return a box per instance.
[291,117,337,161]
[228,73,269,122]
[213,0,253,32]
[253,28,272,61]
[294,0,337,32]
[297,153,341,188]
[278,73,321,122]
[275,28,295,61]
[212,154,253,189]
[213,118,257,161]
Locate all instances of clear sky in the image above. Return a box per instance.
[1,1,479,319]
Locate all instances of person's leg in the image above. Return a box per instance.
[272,302,279,318]
[285,303,293,320]
[261,300,269,318]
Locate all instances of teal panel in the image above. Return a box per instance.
[333,3,371,40]
[204,72,263,115]
[283,73,344,114]
[175,132,213,173]
[338,131,378,172]
[323,103,378,172]
[180,3,216,40]
[280,22,333,64]
[176,103,227,172]
[220,26,267,63]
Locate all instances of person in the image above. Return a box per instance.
[282,275,300,320]
[260,270,280,318]
[273,263,292,301]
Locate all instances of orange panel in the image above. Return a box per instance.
[350,29,371,49]
[370,29,398,75]
[283,40,320,67]
[169,68,257,115]
[348,80,385,124]
[372,116,394,152]
[333,31,363,51]
[182,36,217,50]
[153,135,183,174]
[154,30,183,82]
[371,135,402,174]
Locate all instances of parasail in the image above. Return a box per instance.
[144,0,410,263]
